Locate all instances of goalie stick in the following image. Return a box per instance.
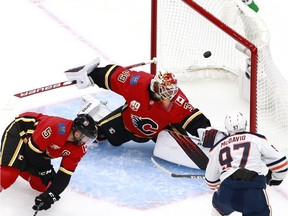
[13,57,158,98]
[151,157,205,179]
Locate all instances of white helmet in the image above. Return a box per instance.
[150,71,178,100]
[224,111,247,135]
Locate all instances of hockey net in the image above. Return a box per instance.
[151,0,288,154]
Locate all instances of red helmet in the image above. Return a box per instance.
[153,71,178,100]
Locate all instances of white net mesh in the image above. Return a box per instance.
[156,0,247,77]
[153,0,288,154]
[257,46,288,153]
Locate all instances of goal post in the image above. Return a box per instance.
[150,0,288,154]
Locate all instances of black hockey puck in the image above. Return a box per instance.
[203,51,212,58]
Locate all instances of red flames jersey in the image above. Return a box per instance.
[19,112,87,172]
[97,66,196,138]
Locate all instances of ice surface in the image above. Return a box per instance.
[1,1,287,216]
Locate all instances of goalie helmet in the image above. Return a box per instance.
[73,114,98,139]
[151,71,178,100]
[224,111,247,135]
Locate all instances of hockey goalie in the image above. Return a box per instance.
[77,94,216,170]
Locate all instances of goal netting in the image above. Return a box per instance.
[151,0,288,154]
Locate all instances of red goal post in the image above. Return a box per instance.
[150,0,288,154]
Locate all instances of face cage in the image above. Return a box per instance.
[158,85,178,100]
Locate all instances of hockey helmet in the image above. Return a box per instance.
[73,114,98,140]
[224,111,247,135]
[151,71,178,100]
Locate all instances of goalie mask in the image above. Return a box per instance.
[224,111,247,135]
[150,71,178,100]
[72,114,98,145]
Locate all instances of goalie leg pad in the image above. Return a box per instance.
[153,130,209,169]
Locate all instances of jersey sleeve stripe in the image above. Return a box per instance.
[205,178,220,190]
[266,156,287,167]
[182,110,202,129]
[8,139,25,166]
[267,156,288,172]
[59,167,74,176]
[27,139,43,154]
[104,64,117,89]
[269,160,288,172]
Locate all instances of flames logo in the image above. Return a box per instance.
[131,115,159,136]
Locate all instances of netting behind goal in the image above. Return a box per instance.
[151,0,288,154]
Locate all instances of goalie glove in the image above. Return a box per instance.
[65,57,100,89]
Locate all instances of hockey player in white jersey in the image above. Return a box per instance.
[204,111,288,216]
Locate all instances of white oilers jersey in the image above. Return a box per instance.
[205,132,288,190]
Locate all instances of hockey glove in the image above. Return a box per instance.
[266,170,283,186]
[197,128,226,148]
[32,190,60,211]
[65,57,100,89]
[203,128,218,148]
[38,165,56,186]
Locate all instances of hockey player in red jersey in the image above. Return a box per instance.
[65,57,211,170]
[0,112,98,211]
[204,111,288,216]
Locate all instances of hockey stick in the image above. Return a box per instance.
[151,157,205,179]
[33,202,43,216]
[13,57,158,98]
